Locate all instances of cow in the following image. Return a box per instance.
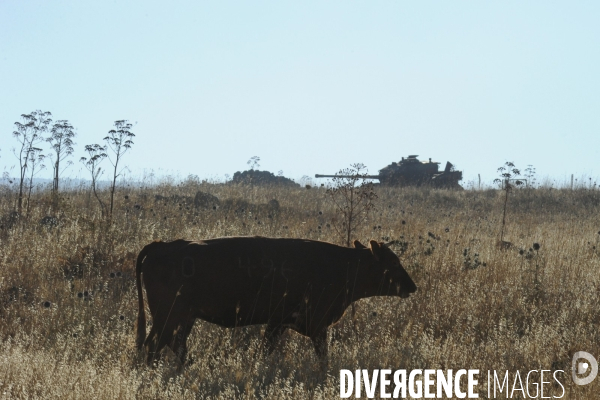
[135,236,417,367]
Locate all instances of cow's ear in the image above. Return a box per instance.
[353,240,367,249]
[369,240,383,261]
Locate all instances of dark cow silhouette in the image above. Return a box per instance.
[135,236,417,366]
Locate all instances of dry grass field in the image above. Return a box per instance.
[0,181,599,399]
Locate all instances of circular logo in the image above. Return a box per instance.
[572,351,598,385]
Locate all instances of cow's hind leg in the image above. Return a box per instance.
[262,322,285,355]
[144,315,183,366]
[169,317,195,369]
[143,325,164,366]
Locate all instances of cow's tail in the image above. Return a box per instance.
[136,241,160,350]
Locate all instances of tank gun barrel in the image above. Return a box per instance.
[315,174,379,179]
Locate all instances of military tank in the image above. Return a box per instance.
[315,155,463,188]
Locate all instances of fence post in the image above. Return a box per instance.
[571,174,574,190]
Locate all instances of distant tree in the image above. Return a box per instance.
[247,156,260,170]
[12,110,52,213]
[25,148,46,216]
[80,144,108,216]
[326,163,378,247]
[47,120,76,193]
[103,120,135,218]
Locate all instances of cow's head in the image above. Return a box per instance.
[353,239,417,298]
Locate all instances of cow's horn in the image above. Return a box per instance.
[383,241,395,248]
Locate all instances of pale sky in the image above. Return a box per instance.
[1,1,599,187]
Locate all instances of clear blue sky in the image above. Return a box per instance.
[1,1,599,186]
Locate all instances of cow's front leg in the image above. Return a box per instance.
[262,322,285,355]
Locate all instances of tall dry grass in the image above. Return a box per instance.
[0,181,599,399]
